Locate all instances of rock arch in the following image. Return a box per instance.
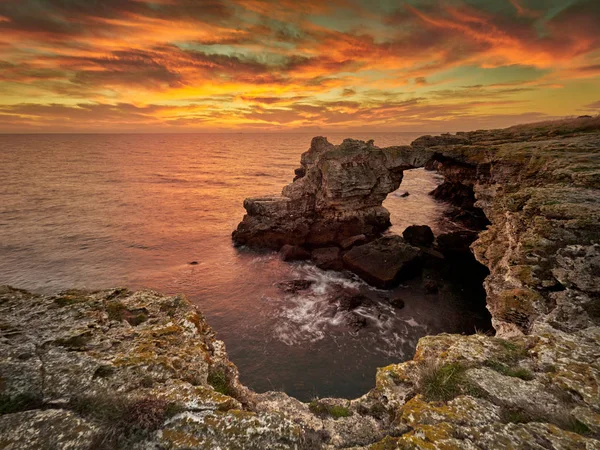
[232,136,435,249]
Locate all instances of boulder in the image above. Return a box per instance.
[311,247,343,271]
[345,312,367,331]
[279,245,311,261]
[275,279,314,294]
[342,236,421,289]
[339,234,367,249]
[330,292,373,311]
[402,225,434,247]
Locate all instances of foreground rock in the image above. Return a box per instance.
[342,236,421,288]
[232,137,432,249]
[0,287,307,450]
[2,287,599,449]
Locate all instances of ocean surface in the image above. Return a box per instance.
[0,133,491,400]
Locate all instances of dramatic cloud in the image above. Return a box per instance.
[0,0,598,132]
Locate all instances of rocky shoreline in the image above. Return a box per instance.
[2,117,600,449]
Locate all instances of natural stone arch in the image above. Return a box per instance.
[232,137,434,249]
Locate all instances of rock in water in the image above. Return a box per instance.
[403,225,435,247]
[342,236,421,288]
[279,245,311,261]
[389,296,405,309]
[424,280,439,294]
[436,230,478,255]
[330,291,373,311]
[275,279,314,293]
[311,247,343,270]
[232,137,433,249]
[340,234,367,249]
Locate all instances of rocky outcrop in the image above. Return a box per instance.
[3,287,599,449]
[342,236,421,288]
[232,137,432,249]
[0,287,307,449]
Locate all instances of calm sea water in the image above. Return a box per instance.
[0,133,490,400]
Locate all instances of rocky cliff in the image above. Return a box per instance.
[2,117,600,449]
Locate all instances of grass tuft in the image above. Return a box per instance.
[207,369,233,396]
[418,362,468,402]
[484,360,534,381]
[309,400,352,419]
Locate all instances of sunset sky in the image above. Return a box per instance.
[0,0,599,133]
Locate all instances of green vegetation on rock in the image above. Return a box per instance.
[308,399,352,419]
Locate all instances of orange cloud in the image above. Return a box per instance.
[0,0,598,132]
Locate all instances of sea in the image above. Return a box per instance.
[0,133,491,400]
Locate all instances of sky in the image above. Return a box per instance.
[0,0,599,133]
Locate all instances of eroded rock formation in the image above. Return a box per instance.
[232,137,432,249]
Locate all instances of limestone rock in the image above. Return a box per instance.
[342,236,421,288]
[233,137,433,249]
[0,409,99,450]
[340,234,367,249]
[156,410,304,450]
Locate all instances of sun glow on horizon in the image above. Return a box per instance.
[0,0,599,133]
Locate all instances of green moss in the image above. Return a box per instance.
[484,361,534,381]
[501,407,592,437]
[53,295,84,307]
[492,338,529,364]
[207,370,233,396]
[0,393,44,415]
[106,301,127,321]
[308,400,352,419]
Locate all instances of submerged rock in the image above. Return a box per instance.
[345,312,368,331]
[424,279,439,294]
[311,247,343,271]
[275,279,314,294]
[342,235,421,289]
[402,224,435,247]
[279,244,310,261]
[330,291,373,311]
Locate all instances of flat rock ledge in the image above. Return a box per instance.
[3,117,600,449]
